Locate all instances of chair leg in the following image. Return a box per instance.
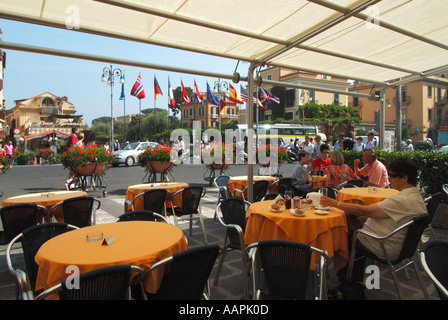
[412,256,430,300]
[198,209,208,245]
[387,262,405,300]
[213,243,228,286]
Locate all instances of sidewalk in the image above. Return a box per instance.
[0,187,446,300]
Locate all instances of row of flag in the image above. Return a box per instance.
[122,73,280,111]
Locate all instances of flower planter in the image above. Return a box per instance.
[72,162,108,176]
[207,162,230,170]
[145,161,174,173]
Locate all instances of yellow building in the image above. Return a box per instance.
[181,92,238,129]
[5,92,83,152]
[349,74,448,144]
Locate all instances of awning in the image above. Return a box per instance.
[24,129,70,142]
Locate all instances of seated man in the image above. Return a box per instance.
[291,150,315,196]
[354,149,389,187]
[320,157,427,295]
[312,144,331,172]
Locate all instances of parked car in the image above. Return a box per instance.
[437,145,448,153]
[415,139,435,151]
[112,141,158,167]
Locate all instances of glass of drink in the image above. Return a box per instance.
[285,191,292,209]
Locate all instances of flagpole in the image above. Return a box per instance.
[139,99,142,141]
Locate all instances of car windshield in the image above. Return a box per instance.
[123,142,140,150]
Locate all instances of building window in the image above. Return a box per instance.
[428,108,433,122]
[333,94,340,105]
[41,97,55,106]
[428,85,433,98]
[285,89,295,106]
[199,106,204,116]
[353,97,359,106]
[285,112,294,120]
[309,90,315,103]
[183,109,188,118]
[267,75,272,80]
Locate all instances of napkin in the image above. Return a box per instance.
[271,195,285,209]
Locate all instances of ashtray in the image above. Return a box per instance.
[86,231,103,242]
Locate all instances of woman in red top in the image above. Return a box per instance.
[325,150,358,188]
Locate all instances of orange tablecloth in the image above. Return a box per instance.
[0,190,89,222]
[245,201,349,270]
[126,182,189,211]
[35,221,187,297]
[312,175,327,190]
[336,187,399,205]
[228,176,278,197]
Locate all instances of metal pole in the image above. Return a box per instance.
[396,85,402,151]
[247,63,258,204]
[379,87,387,149]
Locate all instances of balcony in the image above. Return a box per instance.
[393,96,412,105]
[436,93,448,107]
[41,107,60,115]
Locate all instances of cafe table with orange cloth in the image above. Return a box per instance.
[228,175,278,197]
[34,221,187,298]
[125,182,189,211]
[312,174,327,190]
[0,190,88,222]
[244,200,349,271]
[336,187,399,205]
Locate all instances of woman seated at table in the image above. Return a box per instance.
[291,150,315,196]
[325,150,359,188]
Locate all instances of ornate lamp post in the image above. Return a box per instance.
[214,79,228,132]
[101,65,124,148]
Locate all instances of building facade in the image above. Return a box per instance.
[348,73,448,144]
[5,92,83,152]
[180,92,238,129]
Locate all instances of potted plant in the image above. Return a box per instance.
[256,144,287,167]
[40,147,55,161]
[61,143,113,175]
[0,151,10,174]
[203,142,234,170]
[138,145,174,173]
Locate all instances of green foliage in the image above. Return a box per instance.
[339,149,448,197]
[299,103,362,123]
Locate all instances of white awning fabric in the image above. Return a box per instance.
[0,0,447,86]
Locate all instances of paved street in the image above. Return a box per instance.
[0,163,446,301]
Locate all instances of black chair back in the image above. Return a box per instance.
[262,193,284,201]
[253,180,270,202]
[215,175,231,200]
[220,198,247,249]
[147,245,220,300]
[277,178,294,194]
[319,186,337,199]
[118,210,161,222]
[347,179,365,187]
[421,239,448,300]
[426,192,443,225]
[0,204,41,244]
[62,196,96,228]
[396,213,430,264]
[142,189,170,216]
[21,223,76,290]
[59,265,134,300]
[255,240,313,299]
[177,186,205,216]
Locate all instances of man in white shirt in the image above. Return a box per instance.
[365,132,378,149]
[301,135,314,160]
[313,135,324,159]
[403,139,414,152]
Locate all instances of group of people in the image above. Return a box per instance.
[288,136,427,299]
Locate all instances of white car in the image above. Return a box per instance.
[112,141,158,167]
[437,145,448,153]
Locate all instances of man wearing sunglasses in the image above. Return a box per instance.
[353,148,389,187]
[321,157,427,296]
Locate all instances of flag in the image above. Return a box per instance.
[119,72,125,100]
[240,84,248,102]
[168,76,176,109]
[154,75,163,100]
[240,84,264,110]
[130,74,145,99]
[194,80,204,106]
[229,84,243,104]
[181,79,190,105]
[219,99,226,112]
[206,82,220,105]
[260,87,280,104]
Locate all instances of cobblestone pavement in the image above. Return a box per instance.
[1,187,447,301]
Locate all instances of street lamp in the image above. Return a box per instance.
[101,64,124,148]
[214,79,229,132]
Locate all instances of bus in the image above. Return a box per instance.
[227,123,323,146]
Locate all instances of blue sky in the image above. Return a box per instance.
[0,18,248,126]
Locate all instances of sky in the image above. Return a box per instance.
[0,18,250,126]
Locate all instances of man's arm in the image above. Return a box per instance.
[320,196,389,219]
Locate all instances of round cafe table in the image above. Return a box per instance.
[228,175,278,197]
[244,200,349,271]
[34,221,187,298]
[336,187,399,205]
[0,190,88,222]
[125,182,189,211]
